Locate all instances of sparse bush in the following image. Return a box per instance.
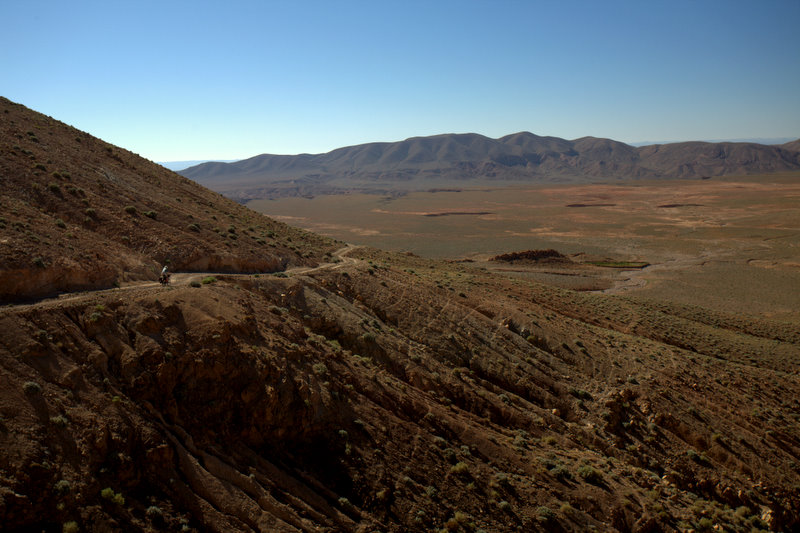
[697,517,713,530]
[47,182,61,194]
[536,506,555,522]
[551,465,573,480]
[23,381,42,394]
[201,276,217,285]
[50,415,69,427]
[100,487,124,505]
[577,464,603,484]
[32,257,46,268]
[190,281,201,288]
[54,479,71,495]
[143,210,157,219]
[450,462,470,475]
[313,363,328,376]
[124,205,137,215]
[84,207,97,218]
[187,223,200,232]
[146,505,164,522]
[569,388,593,400]
[62,521,79,533]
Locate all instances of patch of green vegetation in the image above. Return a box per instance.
[577,464,603,484]
[201,276,217,285]
[23,381,42,394]
[100,487,125,505]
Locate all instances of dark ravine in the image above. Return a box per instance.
[179,132,800,200]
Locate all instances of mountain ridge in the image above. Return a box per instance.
[179,132,800,200]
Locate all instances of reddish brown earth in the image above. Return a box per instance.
[1,98,799,532]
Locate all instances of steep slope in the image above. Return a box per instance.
[1,100,799,532]
[0,97,334,300]
[179,132,800,201]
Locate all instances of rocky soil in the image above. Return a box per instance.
[1,98,799,532]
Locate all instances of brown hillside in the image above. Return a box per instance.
[1,99,799,532]
[0,97,334,301]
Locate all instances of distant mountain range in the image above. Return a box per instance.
[178,132,800,200]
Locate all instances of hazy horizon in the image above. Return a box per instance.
[4,0,799,162]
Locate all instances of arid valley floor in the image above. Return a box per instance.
[251,174,800,323]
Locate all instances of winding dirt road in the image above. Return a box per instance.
[0,245,363,314]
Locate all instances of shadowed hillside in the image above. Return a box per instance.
[179,131,800,200]
[2,98,799,532]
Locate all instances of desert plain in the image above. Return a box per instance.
[251,173,800,322]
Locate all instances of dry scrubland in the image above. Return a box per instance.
[2,97,800,532]
[251,173,800,322]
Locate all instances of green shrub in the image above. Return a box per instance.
[48,182,61,194]
[100,487,124,505]
[50,415,69,427]
[201,276,217,285]
[450,462,470,475]
[577,464,603,484]
[124,205,137,215]
[146,505,164,521]
[569,388,593,400]
[536,506,555,522]
[54,479,71,495]
[187,223,200,232]
[55,218,66,228]
[23,381,42,394]
[143,210,157,219]
[84,207,97,218]
[551,465,573,480]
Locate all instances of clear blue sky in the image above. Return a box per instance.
[3,0,799,161]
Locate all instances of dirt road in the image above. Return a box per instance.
[0,245,362,314]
